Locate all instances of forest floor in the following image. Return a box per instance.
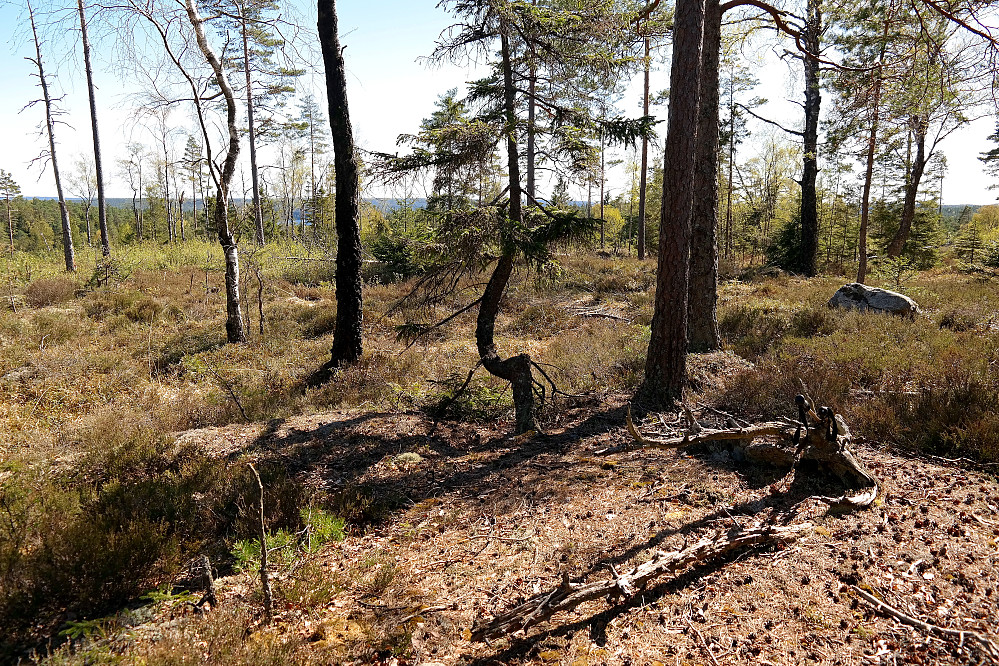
[3,246,999,664]
[60,381,999,666]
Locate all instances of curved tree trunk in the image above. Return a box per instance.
[78,0,109,257]
[28,2,75,273]
[318,0,363,368]
[688,0,721,353]
[799,0,821,277]
[638,0,705,408]
[186,0,245,343]
[471,25,537,435]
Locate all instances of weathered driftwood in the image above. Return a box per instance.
[851,585,999,661]
[470,523,812,643]
[620,398,879,509]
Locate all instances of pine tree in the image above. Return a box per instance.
[0,170,20,258]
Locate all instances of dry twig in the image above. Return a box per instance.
[851,585,999,661]
[248,463,273,624]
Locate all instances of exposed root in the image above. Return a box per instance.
[619,395,880,509]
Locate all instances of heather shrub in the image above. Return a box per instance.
[24,276,79,307]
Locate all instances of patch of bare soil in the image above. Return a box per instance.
[115,391,999,665]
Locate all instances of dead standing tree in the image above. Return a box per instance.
[26,0,76,273]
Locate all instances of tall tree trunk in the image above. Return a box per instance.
[137,160,144,241]
[687,0,721,353]
[241,2,265,245]
[318,0,363,368]
[161,137,173,243]
[726,68,736,258]
[29,2,74,272]
[638,0,704,408]
[886,116,928,257]
[178,191,186,241]
[799,0,821,276]
[84,204,92,245]
[78,0,109,257]
[527,67,536,201]
[637,34,651,261]
[599,124,605,248]
[856,30,888,284]
[186,0,245,342]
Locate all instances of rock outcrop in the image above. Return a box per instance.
[828,283,918,315]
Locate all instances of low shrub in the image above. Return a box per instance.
[24,276,78,308]
[506,302,572,337]
[84,288,164,323]
[718,305,792,358]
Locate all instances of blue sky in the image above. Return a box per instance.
[0,0,995,204]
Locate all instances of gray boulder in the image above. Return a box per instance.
[828,283,918,316]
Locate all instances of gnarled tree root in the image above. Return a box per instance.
[470,522,812,643]
[620,401,879,509]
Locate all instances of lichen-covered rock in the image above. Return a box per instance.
[828,283,918,315]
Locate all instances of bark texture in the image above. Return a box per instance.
[799,0,821,276]
[318,0,363,367]
[687,0,721,353]
[638,0,705,408]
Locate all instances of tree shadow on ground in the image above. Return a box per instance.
[238,396,633,528]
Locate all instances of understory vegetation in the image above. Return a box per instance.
[1,241,998,661]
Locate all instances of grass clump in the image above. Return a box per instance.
[83,288,164,323]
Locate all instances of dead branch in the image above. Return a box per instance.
[623,404,795,450]
[470,522,812,642]
[570,308,632,322]
[851,585,999,661]
[248,463,273,624]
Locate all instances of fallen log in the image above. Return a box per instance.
[470,522,812,643]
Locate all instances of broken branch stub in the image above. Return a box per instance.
[470,523,812,643]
